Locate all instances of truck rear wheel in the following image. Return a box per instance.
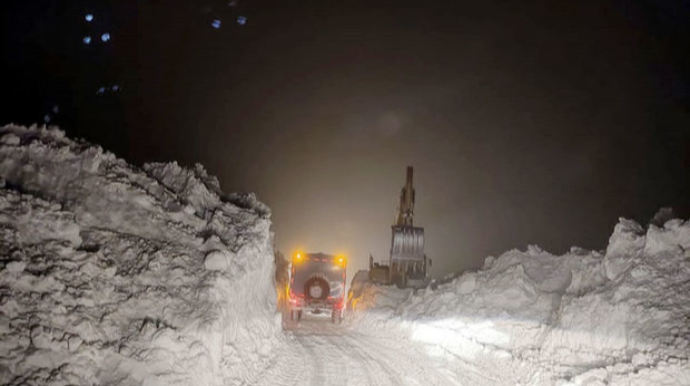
[290,309,303,322]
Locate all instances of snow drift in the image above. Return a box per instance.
[355,215,690,385]
[0,125,280,386]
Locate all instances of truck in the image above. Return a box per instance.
[287,252,347,324]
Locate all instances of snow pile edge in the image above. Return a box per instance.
[0,125,280,386]
[355,215,690,385]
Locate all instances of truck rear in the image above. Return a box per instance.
[288,252,347,323]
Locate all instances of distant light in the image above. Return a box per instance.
[101,33,111,42]
[52,105,59,114]
[44,115,51,123]
[97,87,106,95]
[237,15,247,25]
[212,19,222,29]
[228,0,238,7]
[83,36,92,45]
[85,14,94,22]
[112,84,119,91]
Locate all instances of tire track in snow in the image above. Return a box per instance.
[249,314,520,386]
[295,318,375,386]
[341,329,456,386]
[241,336,308,386]
[249,315,462,386]
[336,333,409,386]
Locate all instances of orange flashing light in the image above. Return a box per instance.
[293,251,304,263]
[335,255,347,267]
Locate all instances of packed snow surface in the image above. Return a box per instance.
[0,125,280,385]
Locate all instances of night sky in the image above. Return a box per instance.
[3,0,689,276]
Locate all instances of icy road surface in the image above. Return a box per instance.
[248,316,452,386]
[245,315,517,386]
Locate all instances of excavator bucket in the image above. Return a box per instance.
[389,225,426,287]
[388,166,427,288]
[390,226,425,262]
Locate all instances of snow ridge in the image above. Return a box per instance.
[0,125,279,386]
[355,216,690,385]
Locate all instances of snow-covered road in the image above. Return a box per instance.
[2,126,688,386]
[247,315,463,386]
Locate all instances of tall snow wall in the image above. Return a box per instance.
[0,125,280,386]
[356,214,690,385]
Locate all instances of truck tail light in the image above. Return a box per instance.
[289,292,303,305]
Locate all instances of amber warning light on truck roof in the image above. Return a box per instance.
[335,255,347,267]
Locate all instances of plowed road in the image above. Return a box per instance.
[244,314,519,386]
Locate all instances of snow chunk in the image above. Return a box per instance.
[604,218,645,280]
[144,162,222,216]
[644,219,690,256]
[204,249,234,270]
[606,217,646,258]
[5,261,26,273]
[650,207,676,227]
[454,272,476,294]
[0,133,20,145]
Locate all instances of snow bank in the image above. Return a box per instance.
[355,216,690,385]
[0,125,280,386]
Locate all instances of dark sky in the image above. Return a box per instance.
[3,0,690,276]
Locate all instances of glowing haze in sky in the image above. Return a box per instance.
[3,0,689,276]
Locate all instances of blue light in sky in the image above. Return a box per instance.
[97,87,106,95]
[237,16,247,25]
[101,33,111,42]
[85,14,94,22]
[212,19,222,29]
[52,105,59,114]
[44,115,51,123]
[112,85,120,91]
[83,36,92,45]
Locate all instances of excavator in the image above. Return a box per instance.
[368,166,429,288]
